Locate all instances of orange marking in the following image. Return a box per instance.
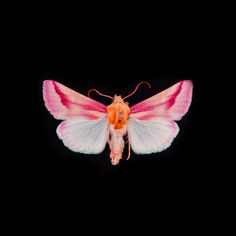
[107,96,130,129]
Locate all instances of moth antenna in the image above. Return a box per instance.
[123,81,151,100]
[88,89,113,100]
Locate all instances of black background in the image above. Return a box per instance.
[8,9,223,195]
[4,6,231,231]
[21,39,211,178]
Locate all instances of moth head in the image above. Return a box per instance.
[113,95,123,103]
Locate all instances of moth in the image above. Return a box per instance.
[43,80,193,165]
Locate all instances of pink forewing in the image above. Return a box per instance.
[130,80,193,121]
[43,80,106,120]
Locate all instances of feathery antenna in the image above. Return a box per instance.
[88,89,113,100]
[123,81,151,100]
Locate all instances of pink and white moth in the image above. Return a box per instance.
[43,80,193,165]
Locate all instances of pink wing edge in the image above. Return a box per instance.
[43,80,107,120]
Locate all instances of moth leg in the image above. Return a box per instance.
[125,135,129,143]
[108,124,115,146]
[126,141,131,160]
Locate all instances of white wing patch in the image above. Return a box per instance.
[56,116,109,154]
[127,118,179,154]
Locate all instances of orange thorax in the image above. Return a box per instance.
[107,96,130,129]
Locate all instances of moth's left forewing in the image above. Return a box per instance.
[130,80,193,121]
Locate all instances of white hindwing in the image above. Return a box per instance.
[56,116,109,154]
[127,117,179,154]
